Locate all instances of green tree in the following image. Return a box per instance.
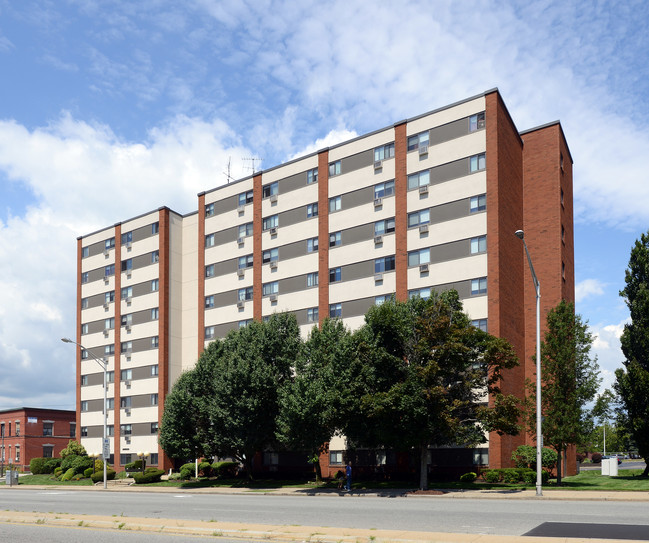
[276,318,355,481]
[527,300,600,485]
[615,232,649,477]
[60,439,87,459]
[342,292,520,490]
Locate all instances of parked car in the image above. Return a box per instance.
[602,455,623,465]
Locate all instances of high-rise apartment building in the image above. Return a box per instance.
[76,89,574,474]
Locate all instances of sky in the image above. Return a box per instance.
[0,0,648,411]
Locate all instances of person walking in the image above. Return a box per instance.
[345,461,352,492]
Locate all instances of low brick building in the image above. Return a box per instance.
[0,407,76,472]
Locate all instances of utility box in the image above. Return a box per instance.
[5,470,18,486]
[602,458,619,476]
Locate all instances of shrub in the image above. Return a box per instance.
[60,440,87,459]
[115,470,129,479]
[72,473,84,481]
[591,453,602,464]
[213,461,238,479]
[54,467,63,477]
[511,445,558,470]
[199,461,214,477]
[576,453,585,463]
[168,472,181,480]
[44,458,62,473]
[132,469,165,484]
[522,469,536,484]
[180,462,196,480]
[125,459,144,471]
[30,458,47,475]
[91,469,116,483]
[482,469,502,483]
[502,468,523,484]
[459,472,477,483]
[84,468,94,478]
[61,454,93,475]
[61,468,76,481]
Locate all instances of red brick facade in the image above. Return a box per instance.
[394,121,408,301]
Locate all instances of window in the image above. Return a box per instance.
[107,425,114,436]
[151,422,159,434]
[329,195,341,212]
[121,231,132,245]
[105,317,114,330]
[330,451,343,464]
[375,294,393,305]
[307,203,318,218]
[262,215,278,230]
[121,314,132,327]
[149,307,159,321]
[105,344,115,355]
[81,350,89,359]
[408,248,431,267]
[205,233,215,248]
[262,182,278,198]
[374,217,395,235]
[471,236,487,254]
[374,180,395,199]
[150,365,158,376]
[151,250,159,263]
[307,237,319,253]
[81,272,89,284]
[120,454,132,465]
[105,237,115,250]
[238,254,254,269]
[149,453,159,465]
[238,319,252,328]
[81,297,89,309]
[121,340,132,352]
[469,112,486,132]
[120,397,131,408]
[120,369,132,381]
[470,194,486,212]
[120,424,132,435]
[238,222,253,238]
[238,287,253,301]
[107,398,115,411]
[374,143,395,162]
[105,264,115,277]
[152,222,159,234]
[471,277,487,295]
[471,319,488,332]
[205,202,215,217]
[407,170,430,190]
[14,422,19,437]
[107,371,115,383]
[81,401,89,412]
[262,281,279,296]
[106,290,115,303]
[307,307,318,323]
[121,259,132,272]
[307,272,318,287]
[407,131,429,151]
[329,267,341,283]
[151,279,159,291]
[306,168,318,184]
[329,303,342,318]
[151,393,158,406]
[329,160,341,176]
[43,422,53,436]
[121,286,132,299]
[151,336,159,348]
[205,264,215,277]
[82,246,89,258]
[81,323,89,335]
[239,190,254,206]
[14,445,19,462]
[43,446,53,459]
[408,209,430,227]
[329,231,341,247]
[470,153,486,172]
[375,255,396,273]
[205,326,215,339]
[262,248,278,263]
[205,295,214,309]
[81,427,88,437]
[409,287,431,300]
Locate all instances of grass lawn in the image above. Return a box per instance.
[556,469,649,491]
[3,474,93,486]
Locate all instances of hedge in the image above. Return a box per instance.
[213,461,238,479]
[132,469,165,484]
[91,469,116,483]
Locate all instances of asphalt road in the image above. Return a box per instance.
[1,488,649,537]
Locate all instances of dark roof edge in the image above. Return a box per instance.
[0,407,75,415]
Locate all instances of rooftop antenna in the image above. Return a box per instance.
[242,156,263,174]
[223,157,235,184]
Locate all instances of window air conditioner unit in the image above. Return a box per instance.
[418,144,428,156]
[419,185,428,194]
[125,297,132,305]
[237,268,245,277]
[125,380,131,388]
[238,205,245,214]
[374,273,383,282]
[269,227,277,236]
[419,224,429,234]
[269,261,278,269]
[237,300,245,309]
[125,324,131,331]
[126,241,132,249]
[125,408,131,416]
[126,354,131,361]
[103,330,109,337]
[269,294,278,303]
[125,436,131,443]
[237,237,245,246]
[478,119,486,129]
[374,235,383,245]
[102,357,108,364]
[104,249,110,257]
[126,271,131,278]
[373,197,382,207]
[374,160,382,170]
[103,302,109,310]
[104,276,110,284]
[270,194,278,203]
[419,264,429,273]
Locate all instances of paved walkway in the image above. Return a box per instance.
[3,483,649,542]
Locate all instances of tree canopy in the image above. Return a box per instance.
[615,232,649,476]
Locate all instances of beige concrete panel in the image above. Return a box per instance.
[265,253,318,281]
[261,184,318,216]
[82,226,117,247]
[406,214,486,250]
[262,220,318,247]
[126,321,159,338]
[329,434,347,449]
[82,276,114,297]
[81,304,114,324]
[330,273,395,303]
[79,384,106,401]
[328,238,377,268]
[205,304,252,326]
[206,207,248,234]
[267,289,318,314]
[329,199,395,233]
[406,131,486,172]
[79,412,104,427]
[420,172,487,209]
[122,236,158,260]
[328,166,383,195]
[461,296,488,321]
[124,291,159,314]
[262,155,318,183]
[81,251,114,273]
[121,263,159,288]
[425,254,488,287]
[406,97,485,135]
[205,178,253,204]
[120,350,159,369]
[81,437,104,455]
[206,273,251,295]
[340,315,365,331]
[328,127,394,161]
[122,211,162,232]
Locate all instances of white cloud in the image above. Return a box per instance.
[576,279,605,303]
[590,319,628,394]
[289,129,359,162]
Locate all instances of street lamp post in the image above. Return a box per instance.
[515,230,543,497]
[61,338,108,490]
